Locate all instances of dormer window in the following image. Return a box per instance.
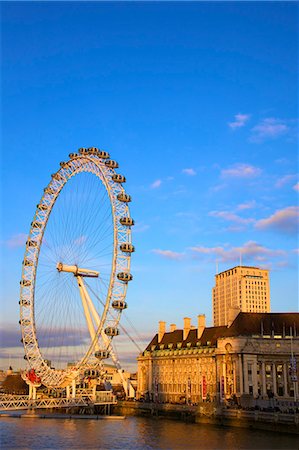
[187,342,192,348]
[168,343,173,349]
[177,343,182,349]
[159,344,164,350]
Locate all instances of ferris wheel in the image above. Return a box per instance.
[19,148,134,388]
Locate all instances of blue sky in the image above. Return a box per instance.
[1,2,298,371]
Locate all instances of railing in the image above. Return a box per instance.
[220,408,299,426]
[0,391,117,411]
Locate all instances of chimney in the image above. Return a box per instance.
[183,317,191,340]
[158,321,166,343]
[170,323,176,333]
[197,314,206,339]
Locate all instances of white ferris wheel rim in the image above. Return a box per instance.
[19,150,133,388]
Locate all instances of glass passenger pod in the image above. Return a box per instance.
[112,174,126,183]
[84,369,100,378]
[104,327,119,337]
[119,217,134,227]
[105,160,119,169]
[44,187,56,195]
[112,300,127,310]
[23,258,34,266]
[59,161,69,168]
[21,337,33,345]
[19,319,31,326]
[117,193,131,203]
[20,280,31,287]
[98,150,110,159]
[120,243,135,253]
[31,221,42,229]
[37,203,48,211]
[78,147,88,154]
[51,172,64,181]
[95,350,110,359]
[26,240,38,248]
[87,147,99,154]
[19,298,30,306]
[117,272,133,282]
[69,153,78,159]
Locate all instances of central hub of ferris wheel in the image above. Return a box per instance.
[56,262,99,278]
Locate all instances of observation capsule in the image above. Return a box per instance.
[95,350,110,360]
[19,298,30,306]
[69,153,78,159]
[117,272,133,282]
[117,193,131,203]
[120,243,135,253]
[21,337,33,345]
[19,319,31,326]
[51,172,64,181]
[119,217,134,227]
[23,258,34,266]
[26,240,38,248]
[44,187,56,195]
[104,327,119,337]
[112,174,126,183]
[88,147,99,154]
[84,369,100,378]
[37,203,48,211]
[31,221,42,229]
[112,300,127,310]
[105,160,119,169]
[98,150,110,159]
[20,280,31,287]
[78,147,88,154]
[60,161,69,168]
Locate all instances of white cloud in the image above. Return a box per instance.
[221,163,262,179]
[275,174,297,188]
[228,113,250,130]
[151,249,184,260]
[293,182,299,192]
[190,241,285,264]
[237,200,256,211]
[5,233,27,248]
[250,118,289,143]
[209,210,254,225]
[255,206,299,234]
[182,168,196,176]
[150,179,162,189]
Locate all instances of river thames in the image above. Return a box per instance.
[0,416,298,449]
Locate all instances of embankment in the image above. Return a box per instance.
[114,401,299,435]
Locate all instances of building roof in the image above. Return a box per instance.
[144,312,299,353]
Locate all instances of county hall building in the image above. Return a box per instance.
[137,313,299,404]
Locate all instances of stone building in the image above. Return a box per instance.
[213,266,270,326]
[137,313,299,405]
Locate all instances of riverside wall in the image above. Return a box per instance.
[113,401,299,435]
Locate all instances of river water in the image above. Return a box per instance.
[0,416,298,449]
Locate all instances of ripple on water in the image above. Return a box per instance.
[0,416,298,449]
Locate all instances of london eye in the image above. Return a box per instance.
[19,148,134,389]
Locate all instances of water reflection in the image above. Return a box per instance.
[0,416,298,449]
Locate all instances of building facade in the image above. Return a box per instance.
[212,266,270,326]
[137,313,299,405]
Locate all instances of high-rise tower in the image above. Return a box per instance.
[212,266,270,326]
